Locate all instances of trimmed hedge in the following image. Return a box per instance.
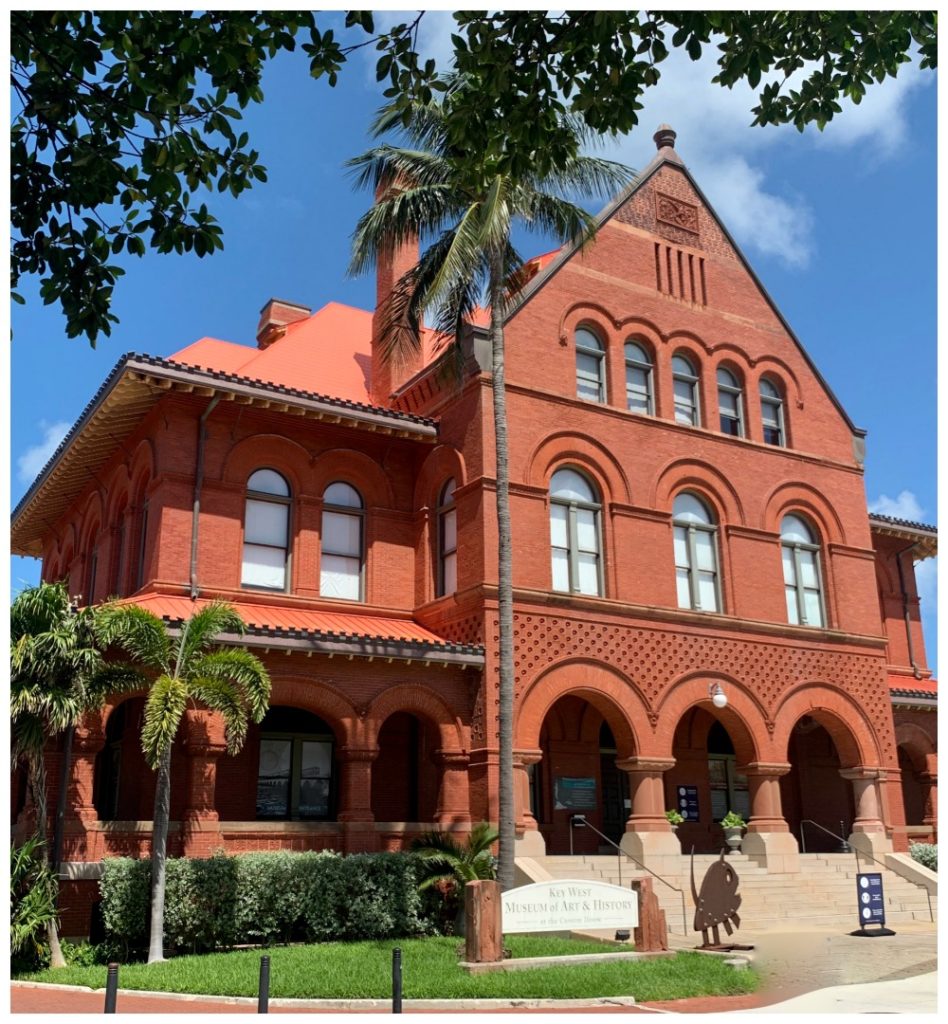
[909,843,937,872]
[99,851,435,954]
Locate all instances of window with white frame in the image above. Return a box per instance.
[625,341,654,414]
[242,469,291,590]
[575,327,606,403]
[672,353,700,426]
[320,482,364,601]
[781,514,825,627]
[549,468,603,596]
[673,492,720,611]
[437,477,457,596]
[717,367,744,437]
[760,378,785,446]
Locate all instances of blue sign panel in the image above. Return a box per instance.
[676,785,700,821]
[554,776,597,810]
[856,872,886,927]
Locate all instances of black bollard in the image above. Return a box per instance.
[258,955,270,1014]
[392,947,402,1014]
[103,962,119,1013]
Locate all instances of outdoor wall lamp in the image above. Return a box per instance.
[709,682,728,709]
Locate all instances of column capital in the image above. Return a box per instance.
[615,756,675,774]
[839,765,885,782]
[742,761,792,778]
[339,745,380,763]
[436,749,470,769]
[513,748,543,768]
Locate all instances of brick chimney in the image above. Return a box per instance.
[371,184,421,405]
[256,298,311,349]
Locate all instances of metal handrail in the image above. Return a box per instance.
[799,819,934,924]
[570,815,689,936]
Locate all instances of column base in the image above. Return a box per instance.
[514,829,546,858]
[849,830,893,860]
[742,830,800,873]
[620,829,682,877]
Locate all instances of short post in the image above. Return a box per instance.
[257,954,270,1013]
[464,879,503,964]
[838,820,850,853]
[392,947,402,1014]
[103,962,119,1013]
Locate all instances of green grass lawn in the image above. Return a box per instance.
[17,936,757,1000]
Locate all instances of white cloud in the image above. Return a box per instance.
[18,420,70,483]
[868,490,926,522]
[914,557,937,606]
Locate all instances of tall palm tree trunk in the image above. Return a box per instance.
[28,750,66,967]
[488,250,516,892]
[147,743,173,963]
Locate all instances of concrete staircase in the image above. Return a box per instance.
[534,852,936,934]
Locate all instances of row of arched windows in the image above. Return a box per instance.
[242,466,826,628]
[575,327,787,447]
[548,467,826,627]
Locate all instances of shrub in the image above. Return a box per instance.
[909,843,937,872]
[164,854,239,953]
[10,838,58,970]
[99,858,150,957]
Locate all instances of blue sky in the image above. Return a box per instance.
[8,14,938,669]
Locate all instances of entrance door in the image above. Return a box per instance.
[600,720,629,844]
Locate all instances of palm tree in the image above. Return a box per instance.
[94,600,271,963]
[349,86,634,890]
[10,580,138,967]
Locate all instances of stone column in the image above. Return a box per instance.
[435,750,472,828]
[513,749,544,857]
[180,708,227,857]
[840,765,892,858]
[59,716,107,864]
[741,762,799,872]
[339,746,379,852]
[921,753,937,834]
[616,757,680,873]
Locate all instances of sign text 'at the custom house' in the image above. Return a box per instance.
[502,880,639,934]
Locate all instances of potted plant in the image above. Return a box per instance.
[720,811,745,853]
[665,808,684,833]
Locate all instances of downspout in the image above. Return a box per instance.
[189,395,221,600]
[894,541,923,679]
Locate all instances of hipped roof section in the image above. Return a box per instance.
[869,513,937,559]
[478,141,867,440]
[11,352,438,557]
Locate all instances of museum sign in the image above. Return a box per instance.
[501,879,639,933]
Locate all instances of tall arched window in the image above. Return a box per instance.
[625,341,653,414]
[85,534,99,605]
[437,478,457,596]
[672,354,700,426]
[673,492,720,611]
[549,468,602,596]
[321,482,364,601]
[781,514,825,627]
[575,327,606,403]
[717,367,744,437]
[242,469,291,590]
[760,378,785,446]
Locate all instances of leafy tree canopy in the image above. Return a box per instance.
[11,9,937,344]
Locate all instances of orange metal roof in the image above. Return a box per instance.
[118,592,477,652]
[888,674,937,695]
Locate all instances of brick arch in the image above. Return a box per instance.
[525,432,632,504]
[711,350,750,386]
[617,317,664,356]
[666,329,713,358]
[414,444,466,510]
[651,457,746,526]
[105,465,131,522]
[894,721,936,769]
[749,356,803,407]
[558,302,620,344]
[771,683,882,767]
[365,684,467,751]
[312,448,395,509]
[516,659,644,758]
[220,433,311,496]
[653,672,765,765]
[78,492,104,551]
[761,481,846,544]
[128,438,157,495]
[268,676,362,747]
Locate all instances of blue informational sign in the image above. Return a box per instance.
[554,776,597,810]
[676,785,700,821]
[856,872,886,927]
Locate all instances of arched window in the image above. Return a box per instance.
[760,378,785,446]
[549,468,602,596]
[672,354,700,426]
[85,534,99,605]
[673,492,720,612]
[437,478,457,597]
[242,469,291,590]
[320,482,364,601]
[781,514,825,627]
[717,367,744,437]
[575,327,606,403]
[625,341,653,414]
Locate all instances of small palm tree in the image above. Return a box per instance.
[350,85,634,889]
[10,837,59,966]
[11,581,138,967]
[95,600,271,963]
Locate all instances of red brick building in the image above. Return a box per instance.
[12,128,936,935]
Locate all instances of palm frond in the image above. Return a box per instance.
[346,145,453,195]
[176,601,246,668]
[190,649,271,723]
[140,674,187,768]
[95,603,172,673]
[84,663,146,706]
[188,677,250,755]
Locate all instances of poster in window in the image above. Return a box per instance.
[256,739,291,817]
[299,741,332,818]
